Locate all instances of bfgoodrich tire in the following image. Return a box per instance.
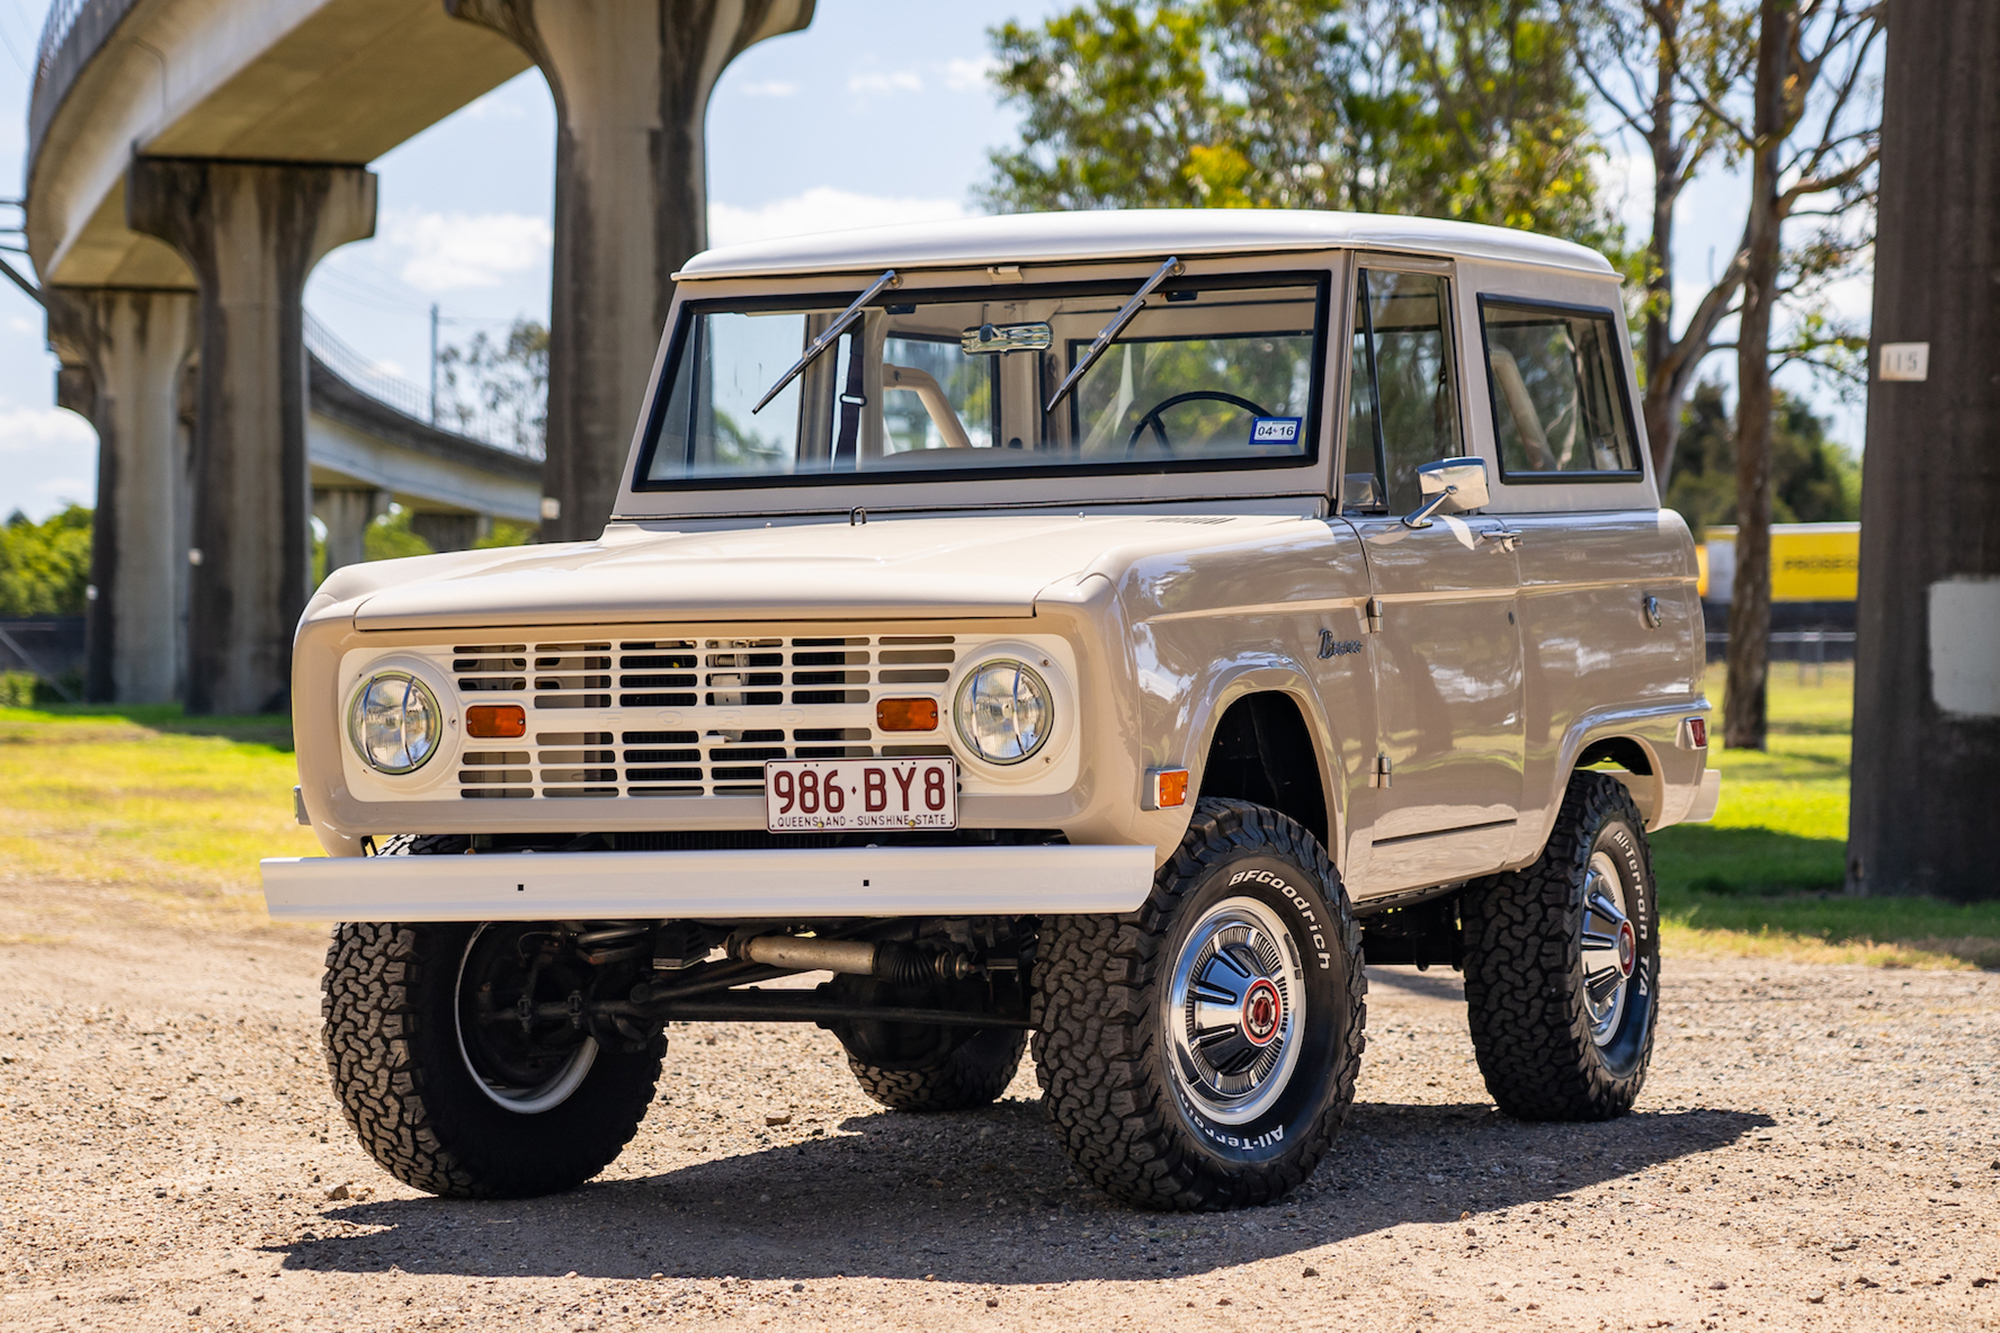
[1034,798,1366,1211]
[322,920,661,1198]
[847,1027,1028,1112]
[1461,771,1660,1121]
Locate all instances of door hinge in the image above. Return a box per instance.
[1364,597,1384,634]
[1371,753,1394,788]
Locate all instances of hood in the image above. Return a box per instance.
[345,515,1298,631]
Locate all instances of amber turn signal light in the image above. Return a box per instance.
[1149,768,1190,809]
[466,704,527,739]
[876,697,939,732]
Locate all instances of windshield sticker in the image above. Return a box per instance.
[1250,417,1303,446]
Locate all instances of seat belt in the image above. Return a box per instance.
[832,327,865,467]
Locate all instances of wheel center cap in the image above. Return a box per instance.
[1616,920,1636,979]
[1241,978,1283,1047]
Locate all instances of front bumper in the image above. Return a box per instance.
[260,845,1156,923]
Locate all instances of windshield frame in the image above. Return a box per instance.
[617,259,1338,519]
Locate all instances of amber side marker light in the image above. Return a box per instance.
[876,698,940,732]
[1149,768,1191,809]
[466,704,527,739]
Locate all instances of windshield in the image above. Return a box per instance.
[634,272,1327,489]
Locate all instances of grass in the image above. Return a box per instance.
[1651,662,2000,970]
[0,667,1995,969]
[0,705,319,931]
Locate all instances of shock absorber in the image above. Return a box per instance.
[737,934,975,983]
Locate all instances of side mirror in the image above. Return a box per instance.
[1403,457,1490,529]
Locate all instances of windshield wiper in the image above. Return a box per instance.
[751,268,900,414]
[1043,255,1183,415]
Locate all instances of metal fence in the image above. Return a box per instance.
[1704,630,1857,684]
[33,0,86,88]
[0,618,84,700]
[303,314,544,461]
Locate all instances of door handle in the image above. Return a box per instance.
[1479,526,1524,551]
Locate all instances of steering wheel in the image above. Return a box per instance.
[1125,390,1273,455]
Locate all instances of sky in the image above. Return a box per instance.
[0,0,1866,521]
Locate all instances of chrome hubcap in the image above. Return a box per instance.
[1581,852,1636,1046]
[1165,897,1307,1125]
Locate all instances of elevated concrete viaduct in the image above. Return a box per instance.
[446,0,815,541]
[46,289,540,705]
[27,0,811,710]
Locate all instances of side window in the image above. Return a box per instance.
[1341,270,1462,513]
[1479,299,1641,478]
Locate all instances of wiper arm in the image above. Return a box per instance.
[1043,255,1183,415]
[751,268,900,414]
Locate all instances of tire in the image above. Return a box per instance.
[1034,798,1366,1211]
[322,919,661,1198]
[1461,771,1661,1121]
[847,1027,1028,1112]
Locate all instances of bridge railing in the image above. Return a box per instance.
[303,313,545,461]
[33,0,87,88]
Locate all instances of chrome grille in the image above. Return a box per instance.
[451,634,956,799]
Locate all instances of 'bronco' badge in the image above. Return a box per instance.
[1318,629,1364,659]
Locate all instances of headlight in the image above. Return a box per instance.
[953,659,1053,765]
[347,671,444,775]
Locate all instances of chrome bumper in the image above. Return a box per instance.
[260,845,1155,922]
[1683,768,1723,823]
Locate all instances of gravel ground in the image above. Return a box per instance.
[2,880,1998,1332]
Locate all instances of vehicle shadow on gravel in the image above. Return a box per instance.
[274,1099,1771,1285]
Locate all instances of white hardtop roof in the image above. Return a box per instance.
[675,208,1615,281]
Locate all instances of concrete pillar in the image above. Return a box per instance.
[312,487,387,575]
[46,287,198,704]
[446,0,815,541]
[127,158,376,715]
[409,510,480,553]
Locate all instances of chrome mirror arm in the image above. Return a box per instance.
[751,269,900,414]
[1043,255,1183,415]
[1401,486,1458,530]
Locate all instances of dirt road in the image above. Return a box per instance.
[2,879,1997,1331]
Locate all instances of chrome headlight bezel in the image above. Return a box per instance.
[346,669,445,776]
[952,658,1055,766]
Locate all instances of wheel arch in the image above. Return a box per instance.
[1566,728,1668,830]
[1185,668,1347,867]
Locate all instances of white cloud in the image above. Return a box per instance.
[942,57,996,93]
[381,209,553,291]
[0,403,99,517]
[740,79,799,98]
[459,88,528,121]
[708,189,968,249]
[0,403,97,455]
[31,476,92,507]
[847,70,923,97]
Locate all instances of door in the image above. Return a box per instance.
[1339,264,1525,895]
[1476,295,1697,850]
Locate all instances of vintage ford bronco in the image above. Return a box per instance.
[266,210,1719,1211]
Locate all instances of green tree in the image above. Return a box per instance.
[363,507,436,563]
[438,317,550,454]
[983,0,1618,246]
[1665,378,1859,537]
[0,506,93,618]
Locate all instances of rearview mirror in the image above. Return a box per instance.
[1403,457,1490,528]
[961,322,1052,355]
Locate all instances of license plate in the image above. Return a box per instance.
[764,757,958,831]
